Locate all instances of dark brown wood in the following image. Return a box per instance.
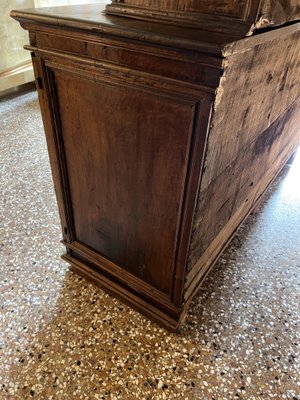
[106,0,300,34]
[105,0,258,36]
[56,69,197,294]
[11,3,300,330]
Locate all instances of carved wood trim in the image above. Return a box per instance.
[26,45,216,97]
[171,98,213,306]
[31,56,75,243]
[63,254,183,331]
[105,0,262,33]
[64,240,179,313]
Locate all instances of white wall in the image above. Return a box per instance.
[0,0,110,91]
[0,0,35,73]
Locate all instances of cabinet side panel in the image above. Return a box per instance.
[185,97,300,299]
[53,70,196,294]
[203,29,300,192]
[187,30,300,286]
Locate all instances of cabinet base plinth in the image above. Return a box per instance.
[62,254,185,332]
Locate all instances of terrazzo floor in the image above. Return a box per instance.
[0,86,300,400]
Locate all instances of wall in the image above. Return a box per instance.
[0,0,109,92]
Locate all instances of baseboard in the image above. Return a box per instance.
[0,60,34,93]
[62,253,183,332]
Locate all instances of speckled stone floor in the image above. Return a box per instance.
[0,86,300,400]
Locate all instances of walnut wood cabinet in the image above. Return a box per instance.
[12,2,300,330]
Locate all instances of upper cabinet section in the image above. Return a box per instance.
[107,0,248,18]
[105,0,300,35]
[107,0,249,19]
[258,0,300,30]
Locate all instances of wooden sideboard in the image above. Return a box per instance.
[12,2,300,330]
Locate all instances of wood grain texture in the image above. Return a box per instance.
[188,28,300,273]
[11,4,300,330]
[186,96,300,291]
[184,137,299,302]
[106,0,300,33]
[31,56,75,244]
[202,28,300,191]
[105,1,253,35]
[64,241,178,312]
[255,0,300,30]
[10,4,239,55]
[32,31,221,89]
[54,68,196,294]
[110,0,247,18]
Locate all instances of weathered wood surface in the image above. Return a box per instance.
[10,4,240,55]
[256,0,300,31]
[105,0,255,35]
[187,28,300,274]
[185,96,300,298]
[202,28,300,191]
[55,70,196,294]
[106,0,300,34]
[109,0,248,18]
[11,3,300,330]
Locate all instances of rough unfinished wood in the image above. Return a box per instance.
[108,0,248,18]
[202,28,300,191]
[186,96,300,295]
[187,27,300,274]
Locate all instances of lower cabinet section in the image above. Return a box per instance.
[62,246,184,331]
[54,69,196,295]
[12,5,300,330]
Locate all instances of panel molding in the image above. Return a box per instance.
[37,60,206,300]
[26,45,216,97]
[171,98,212,306]
[32,55,76,243]
[62,253,183,331]
[64,240,179,312]
[36,55,212,306]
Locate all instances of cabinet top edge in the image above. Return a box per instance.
[11,3,300,57]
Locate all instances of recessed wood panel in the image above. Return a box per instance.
[54,71,196,294]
